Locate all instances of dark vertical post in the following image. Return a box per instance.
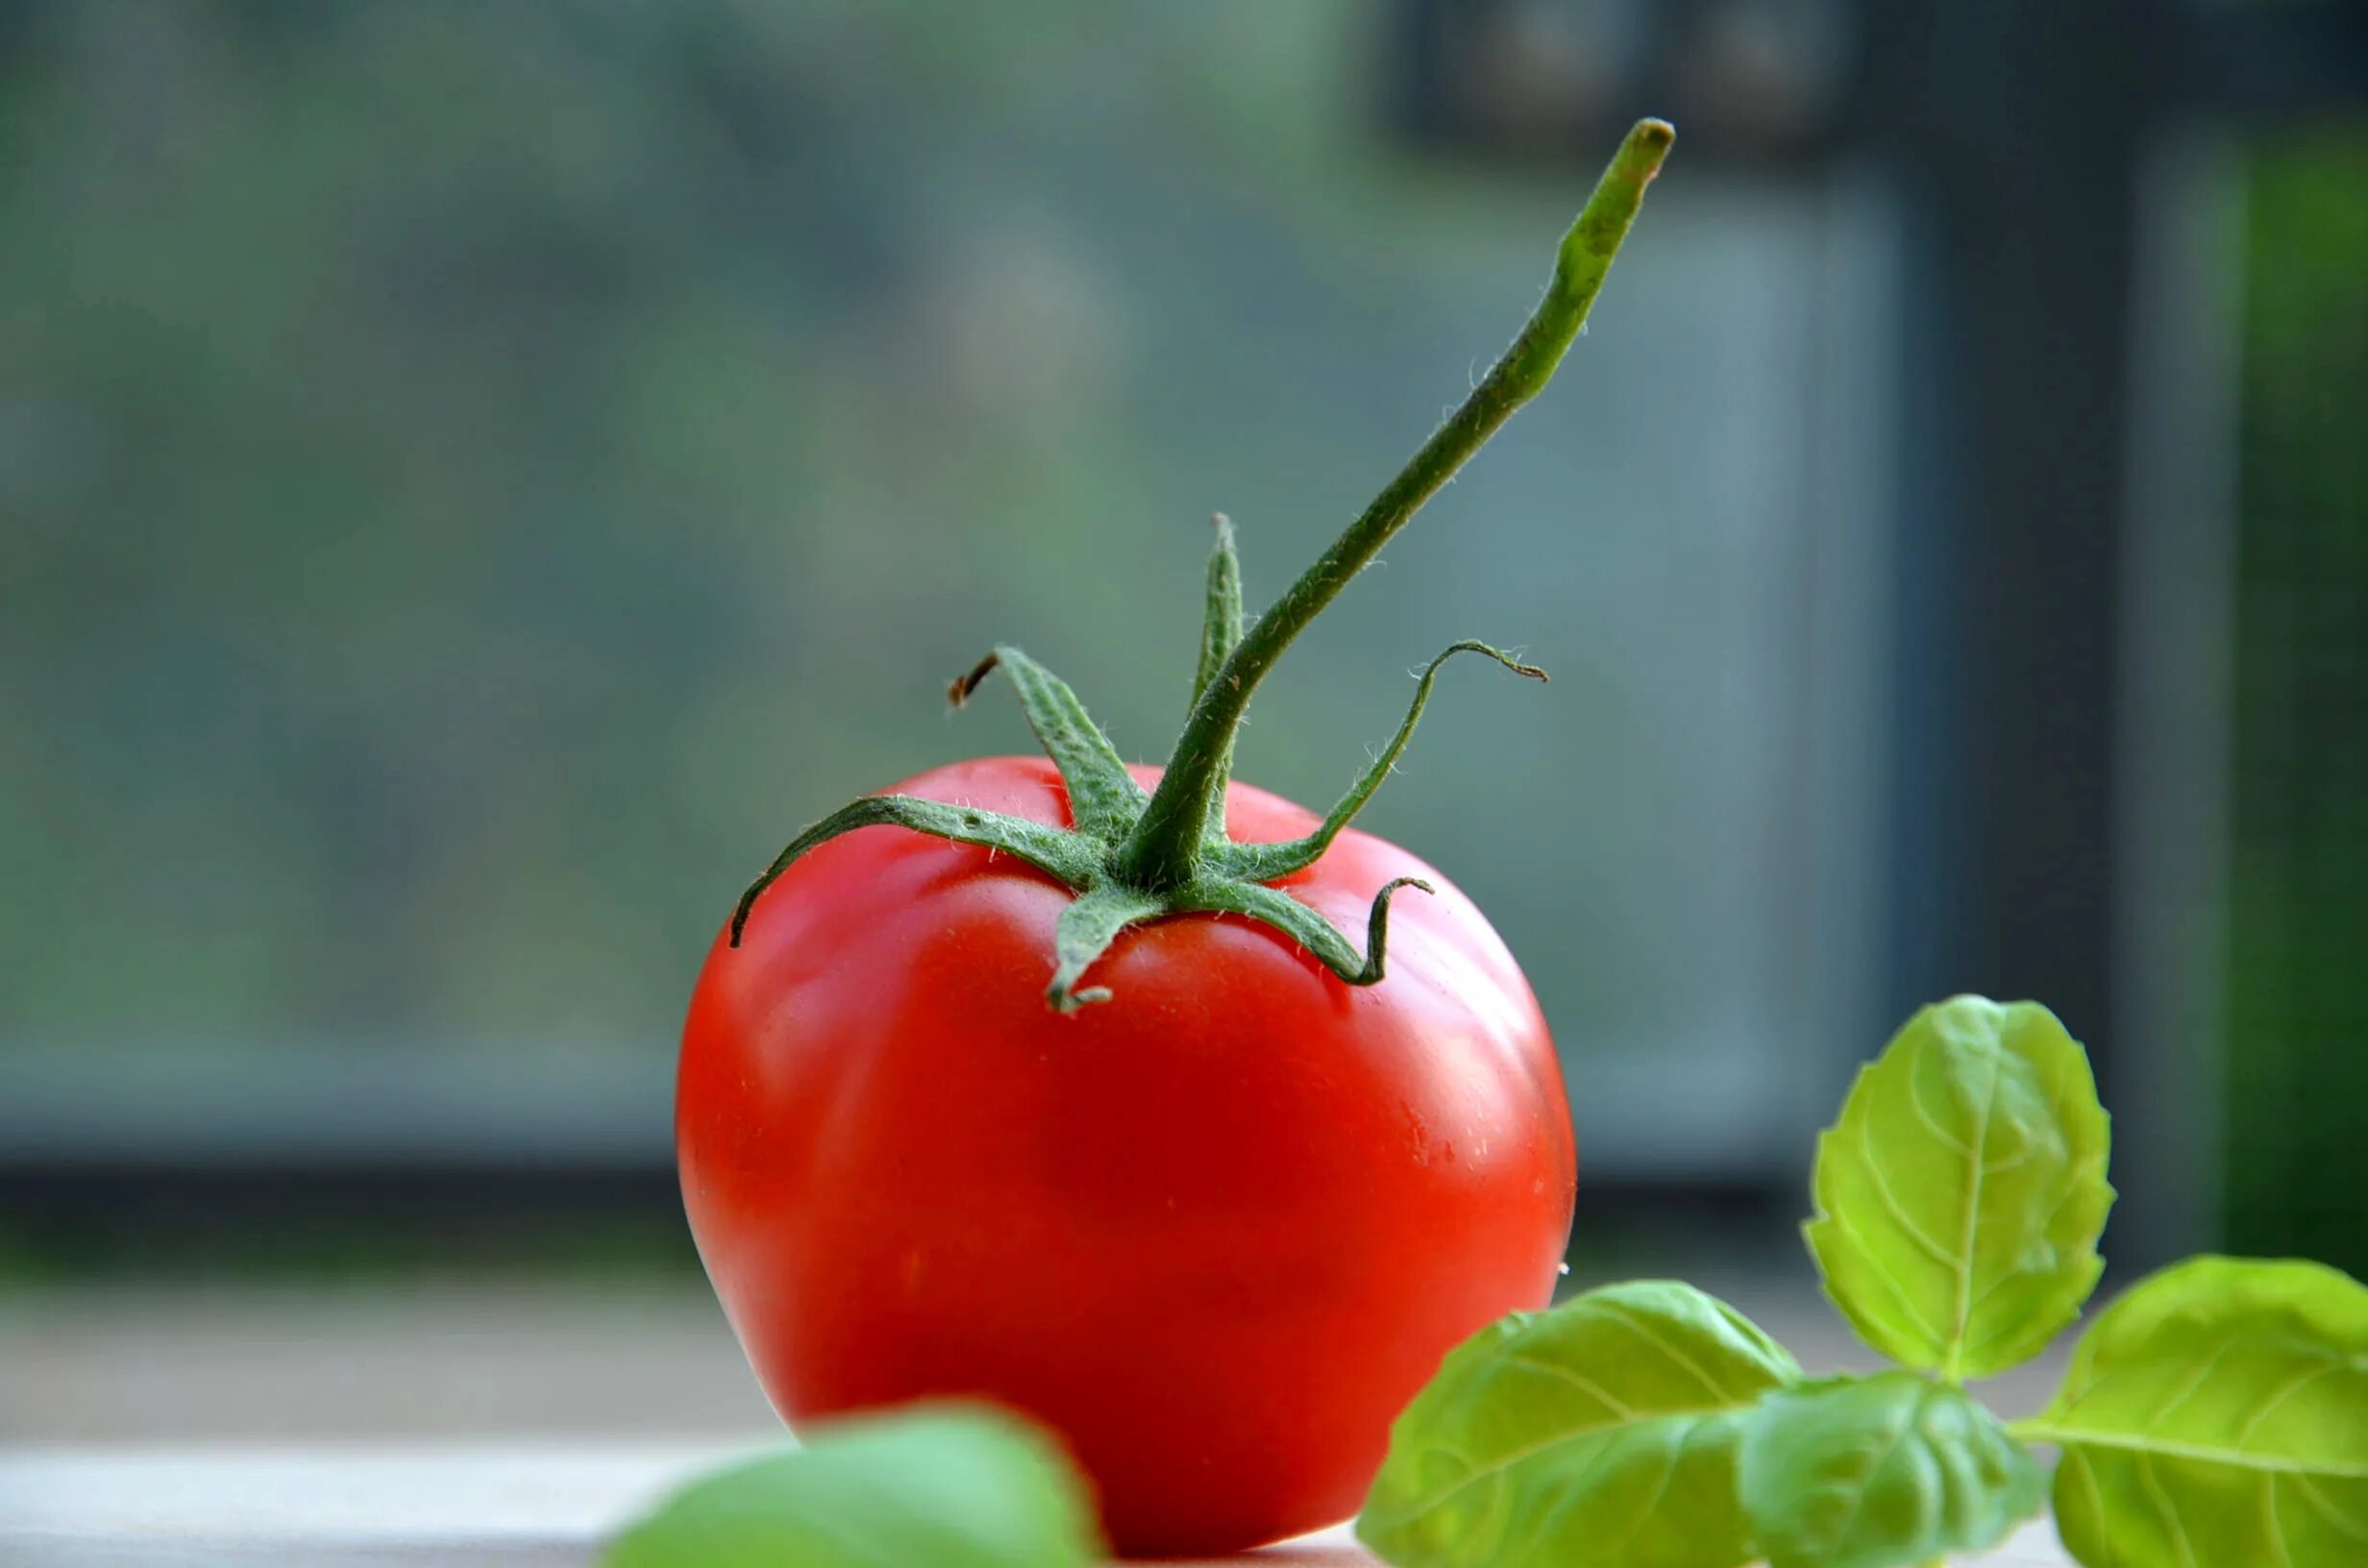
[1867,0,2150,1112]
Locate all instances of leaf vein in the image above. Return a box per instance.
[1500,1353,1638,1419]
[2136,1450,2197,1568]
[2070,1445,2116,1568]
[1591,1415,1694,1560]
[2292,1474,2368,1543]
[1372,1397,1750,1530]
[2026,1430,2368,1480]
[1903,1050,1977,1157]
[1494,1409,1635,1564]
[1944,1045,2003,1377]
[1856,1110,1960,1269]
[2234,1361,2345,1444]
[2144,1338,2242,1436]
[1824,1202,1950,1349]
[1591,1298,1741,1403]
[1816,1389,1921,1555]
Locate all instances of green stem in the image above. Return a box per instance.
[1113,117,1673,889]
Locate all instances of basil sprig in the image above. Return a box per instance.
[1362,993,2368,1568]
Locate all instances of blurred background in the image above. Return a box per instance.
[3,0,2363,1442]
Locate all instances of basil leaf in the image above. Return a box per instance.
[1737,1372,2043,1568]
[1356,1280,1800,1568]
[604,1403,1102,1568]
[1806,995,2114,1380]
[2023,1255,2368,1568]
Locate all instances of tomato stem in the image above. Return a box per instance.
[728,121,1673,1008]
[1113,118,1674,890]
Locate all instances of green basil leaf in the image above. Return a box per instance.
[2023,1255,2368,1568]
[603,1403,1103,1568]
[1737,1372,2044,1568]
[1806,995,2114,1380]
[1356,1280,1801,1568]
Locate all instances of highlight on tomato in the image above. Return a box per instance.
[677,119,1674,1558]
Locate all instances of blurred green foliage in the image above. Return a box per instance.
[0,0,1407,1052]
[2223,127,2368,1276]
[3,0,1820,1102]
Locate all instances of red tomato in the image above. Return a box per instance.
[677,754,1574,1557]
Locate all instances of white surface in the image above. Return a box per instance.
[0,1284,2076,1563]
[0,1444,737,1566]
[0,1445,1367,1566]
[0,1444,2070,1567]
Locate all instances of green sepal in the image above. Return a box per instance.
[950,645,1146,840]
[1190,514,1246,839]
[1211,641,1545,880]
[1047,882,1167,1013]
[725,620,1476,997]
[722,633,1447,1004]
[1192,513,1245,708]
[1174,874,1432,987]
[730,795,1095,946]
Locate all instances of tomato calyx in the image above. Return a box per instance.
[727,119,1676,1013]
[725,614,1539,1011]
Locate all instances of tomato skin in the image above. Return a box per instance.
[677,756,1574,1557]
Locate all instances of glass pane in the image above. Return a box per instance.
[0,3,1898,1181]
